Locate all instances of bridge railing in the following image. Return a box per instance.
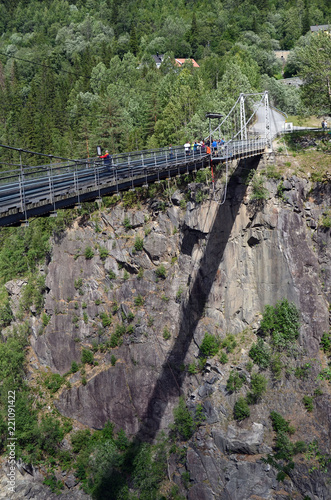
[212,137,267,158]
[0,144,212,217]
[0,144,209,186]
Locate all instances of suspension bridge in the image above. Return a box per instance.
[0,91,285,227]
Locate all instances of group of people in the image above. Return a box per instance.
[183,138,225,155]
[98,137,227,168]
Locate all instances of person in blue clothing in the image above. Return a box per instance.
[212,138,217,154]
[193,141,198,153]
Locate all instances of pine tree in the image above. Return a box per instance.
[129,27,138,56]
[302,0,311,36]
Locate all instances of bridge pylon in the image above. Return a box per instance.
[264,91,272,152]
[240,93,247,141]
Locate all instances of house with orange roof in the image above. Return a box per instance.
[174,58,200,68]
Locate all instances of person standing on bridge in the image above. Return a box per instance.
[99,149,112,170]
[184,141,191,155]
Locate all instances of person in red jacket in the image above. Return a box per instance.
[99,149,111,169]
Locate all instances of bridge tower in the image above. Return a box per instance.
[239,93,247,141]
[264,91,272,151]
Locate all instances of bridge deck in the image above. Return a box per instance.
[0,138,267,226]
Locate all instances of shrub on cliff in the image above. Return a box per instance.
[0,301,14,327]
[247,373,268,403]
[81,348,94,365]
[155,265,167,279]
[234,397,250,421]
[250,174,269,201]
[249,338,270,369]
[260,299,300,350]
[200,332,220,357]
[226,370,246,393]
[172,397,195,440]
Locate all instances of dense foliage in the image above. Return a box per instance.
[260,298,300,350]
[0,0,330,166]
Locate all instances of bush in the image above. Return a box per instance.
[274,431,295,460]
[71,361,79,373]
[251,175,269,201]
[270,411,293,434]
[221,333,237,353]
[134,294,145,306]
[123,216,132,230]
[41,312,50,327]
[226,370,246,393]
[175,287,183,303]
[126,324,134,334]
[188,362,198,374]
[38,415,64,456]
[320,332,331,353]
[44,373,64,393]
[81,348,94,365]
[127,311,135,322]
[173,397,195,440]
[260,299,300,350]
[234,397,250,421]
[155,265,167,279]
[108,269,117,280]
[247,373,267,403]
[195,168,211,183]
[115,428,129,450]
[134,236,144,251]
[320,211,331,228]
[71,429,92,453]
[100,312,112,327]
[84,246,94,259]
[294,363,311,379]
[137,267,144,280]
[270,354,282,378]
[200,332,220,357]
[163,327,171,340]
[111,355,117,366]
[109,323,126,347]
[0,301,14,327]
[99,246,109,260]
[43,474,64,494]
[249,338,270,369]
[219,351,228,364]
[303,395,314,412]
[74,278,83,290]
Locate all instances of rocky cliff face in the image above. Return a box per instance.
[3,157,331,499]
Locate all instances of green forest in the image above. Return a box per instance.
[0,0,330,163]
